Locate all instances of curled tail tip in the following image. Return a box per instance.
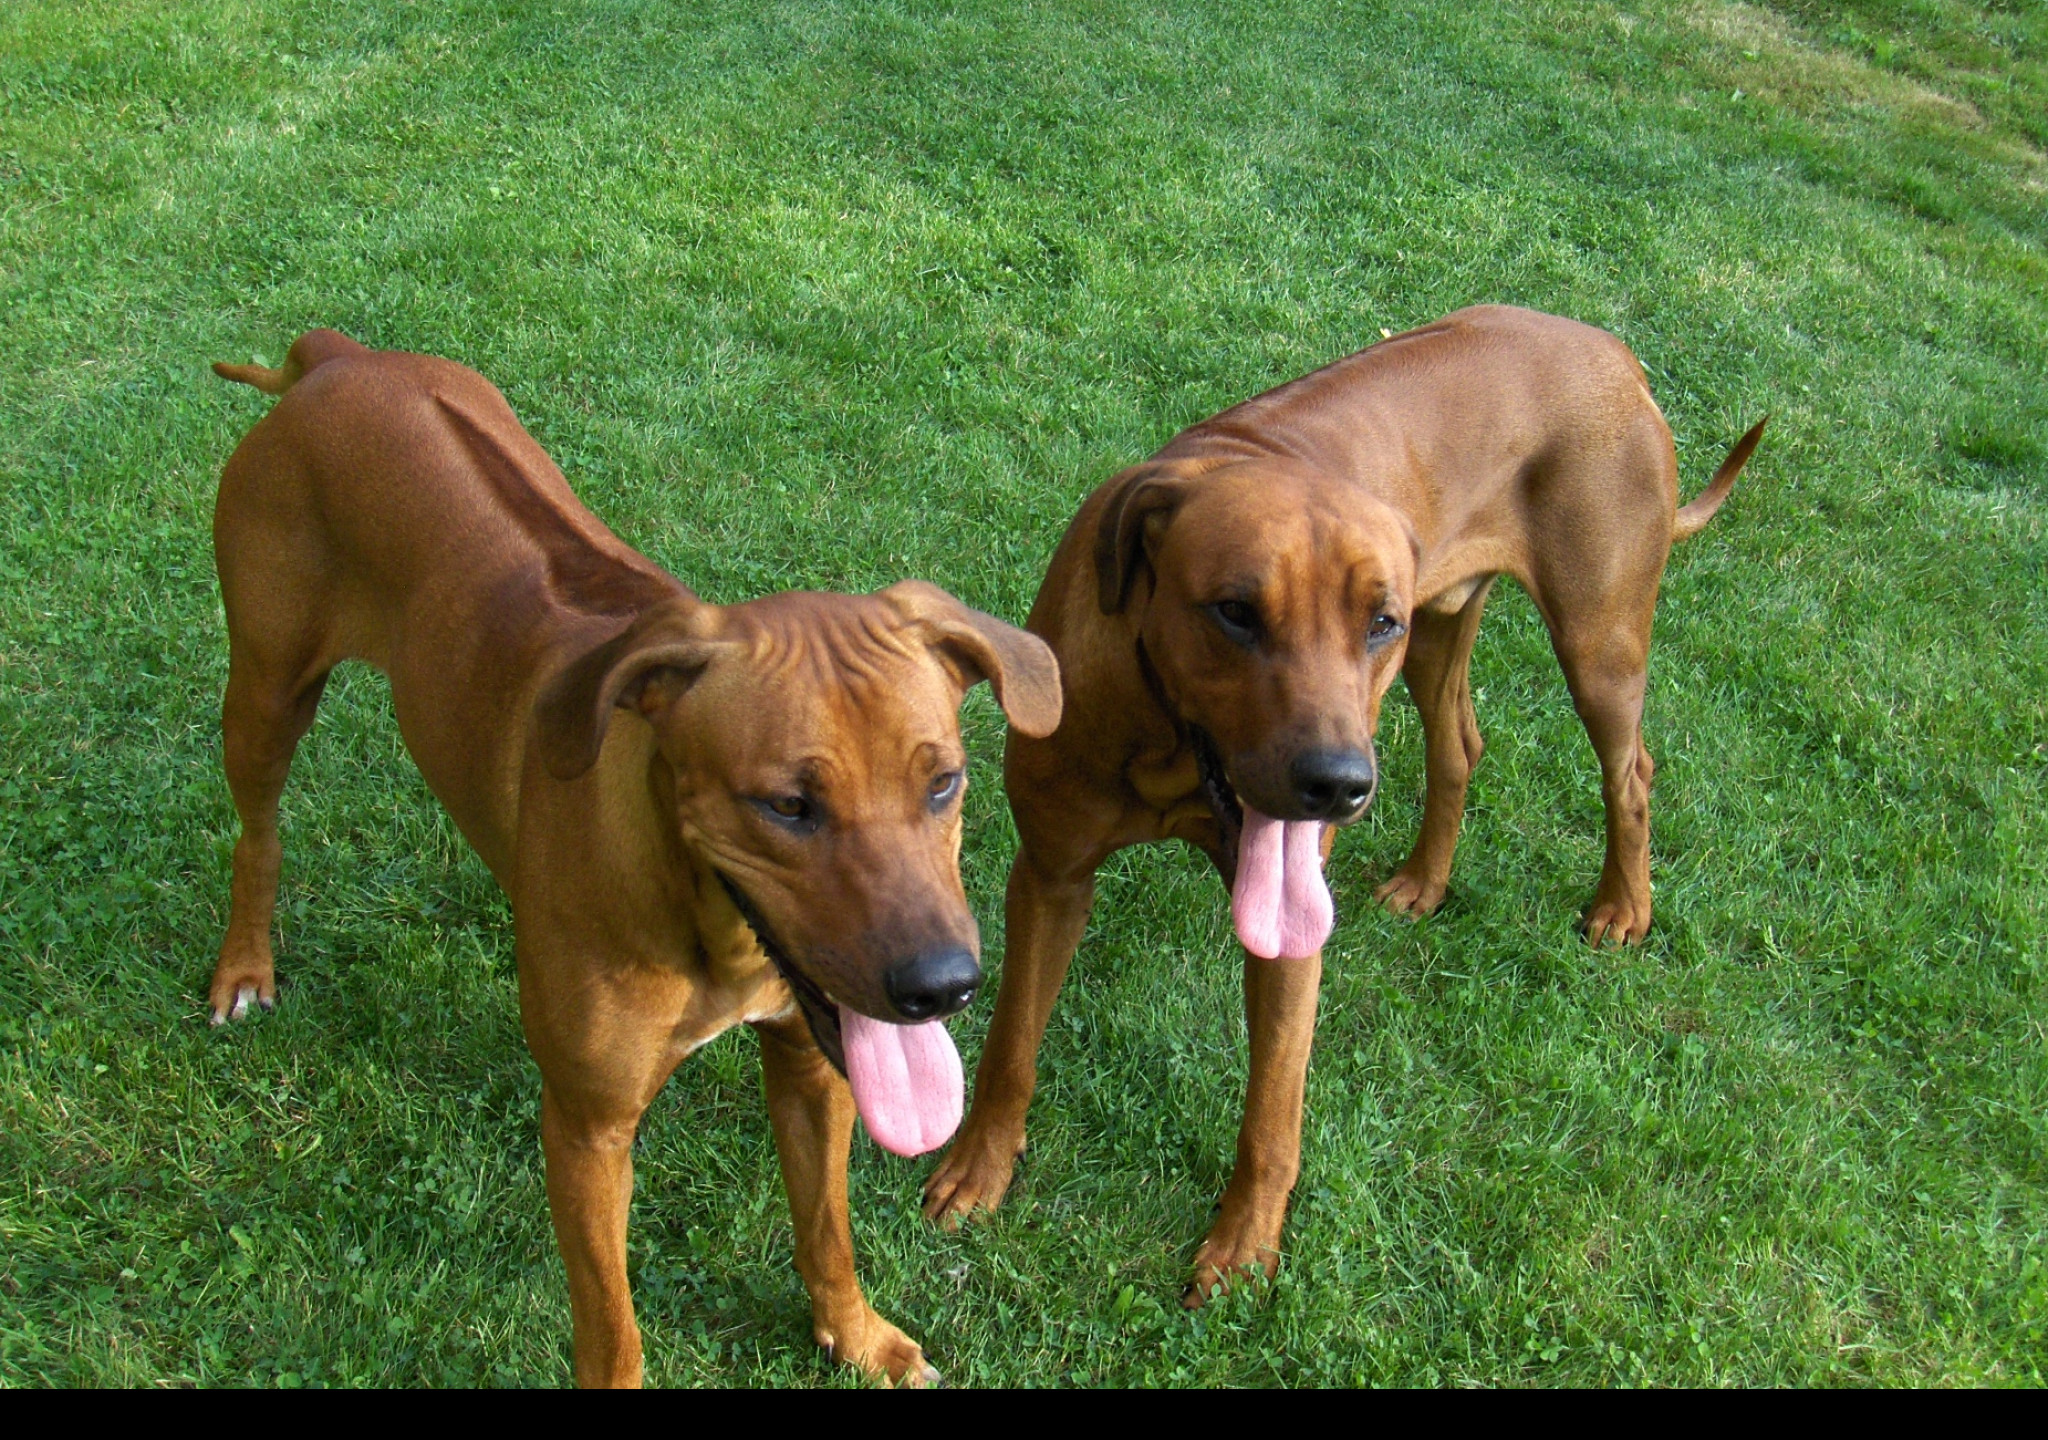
[1673,416,1768,541]
[212,329,362,394]
[211,359,290,393]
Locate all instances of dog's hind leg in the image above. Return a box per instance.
[1528,407,1690,945]
[210,641,330,1023]
[209,437,343,1023]
[1376,578,1493,918]
[1550,603,1658,945]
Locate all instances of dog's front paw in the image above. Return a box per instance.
[1183,1243,1279,1311]
[921,1119,1024,1227]
[1374,865,1447,918]
[1182,1207,1283,1310]
[207,949,277,1025]
[1582,888,1651,946]
[817,1309,941,1388]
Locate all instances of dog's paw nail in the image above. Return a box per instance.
[209,1009,226,1027]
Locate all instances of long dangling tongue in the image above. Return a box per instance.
[1230,804,1335,960]
[839,1006,965,1157]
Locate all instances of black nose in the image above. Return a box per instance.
[883,947,981,1022]
[1291,749,1377,819]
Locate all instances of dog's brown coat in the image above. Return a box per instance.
[207,331,1059,1385]
[924,305,1761,1298]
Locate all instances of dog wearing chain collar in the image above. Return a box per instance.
[207,329,1060,1385]
[924,305,1763,1300]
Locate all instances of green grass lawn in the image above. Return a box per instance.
[3,0,2044,1387]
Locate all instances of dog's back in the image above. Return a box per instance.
[209,331,680,875]
[214,333,670,628]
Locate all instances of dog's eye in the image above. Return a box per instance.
[927,771,963,810]
[1368,613,1406,646]
[764,795,813,823]
[1210,600,1259,642]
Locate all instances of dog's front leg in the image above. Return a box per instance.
[755,1013,940,1387]
[924,848,1097,1224]
[1186,950,1323,1307]
[540,1083,646,1387]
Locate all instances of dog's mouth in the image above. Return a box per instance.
[1189,725,1246,887]
[716,871,847,1074]
[714,872,966,1157]
[1187,725,1337,961]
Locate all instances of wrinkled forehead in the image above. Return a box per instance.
[1165,467,1416,598]
[693,593,965,770]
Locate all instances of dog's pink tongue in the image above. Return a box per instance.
[839,1006,965,1158]
[1230,804,1335,960]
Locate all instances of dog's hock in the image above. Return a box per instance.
[880,580,1063,739]
[535,601,730,780]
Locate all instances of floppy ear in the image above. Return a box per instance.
[1093,462,1190,614]
[880,581,1064,739]
[535,598,732,780]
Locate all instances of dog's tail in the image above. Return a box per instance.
[212,328,368,395]
[1673,417,1767,542]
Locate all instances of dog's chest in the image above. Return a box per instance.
[736,973,797,1026]
[664,906,798,1060]
[666,964,796,1061]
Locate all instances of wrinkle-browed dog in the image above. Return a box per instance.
[924,305,1762,1300]
[207,330,1060,1385]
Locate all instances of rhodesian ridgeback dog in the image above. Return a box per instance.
[924,304,1763,1299]
[207,330,1060,1386]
